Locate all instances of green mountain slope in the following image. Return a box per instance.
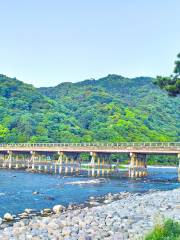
[0,74,179,143]
[39,74,180,142]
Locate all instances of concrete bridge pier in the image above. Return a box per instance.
[106,154,113,174]
[64,156,69,173]
[27,154,31,169]
[64,152,80,174]
[54,161,57,173]
[90,152,96,176]
[37,155,41,171]
[99,153,108,175]
[21,155,25,168]
[7,151,12,169]
[30,151,36,170]
[57,152,80,174]
[15,155,19,169]
[75,154,81,173]
[97,156,101,176]
[44,164,48,172]
[2,154,6,168]
[129,153,147,178]
[70,157,74,173]
[102,159,105,176]
[89,152,112,177]
[57,152,64,174]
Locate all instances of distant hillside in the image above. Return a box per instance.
[0,74,179,143]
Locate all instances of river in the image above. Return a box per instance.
[0,167,179,216]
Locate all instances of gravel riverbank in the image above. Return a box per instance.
[0,188,180,240]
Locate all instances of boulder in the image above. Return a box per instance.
[4,213,14,221]
[53,205,65,214]
[32,191,39,195]
[19,212,29,219]
[43,208,52,214]
[24,208,36,214]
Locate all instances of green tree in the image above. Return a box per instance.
[0,124,9,141]
[154,53,180,96]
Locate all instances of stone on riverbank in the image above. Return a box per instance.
[43,208,52,214]
[52,205,65,214]
[4,213,14,221]
[24,208,36,214]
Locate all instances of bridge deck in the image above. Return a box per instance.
[0,143,180,154]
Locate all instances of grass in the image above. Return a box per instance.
[145,219,180,240]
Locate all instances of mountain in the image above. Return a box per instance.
[0,74,180,143]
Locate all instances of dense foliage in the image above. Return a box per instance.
[154,53,180,96]
[145,219,180,240]
[0,74,180,144]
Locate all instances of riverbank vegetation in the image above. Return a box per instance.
[145,219,180,240]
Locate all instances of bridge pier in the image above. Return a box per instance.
[97,156,100,176]
[15,155,19,169]
[64,152,80,174]
[7,151,12,169]
[58,152,63,174]
[54,161,57,173]
[30,151,36,170]
[90,152,96,176]
[57,152,80,174]
[129,153,147,178]
[65,156,69,173]
[70,157,74,173]
[89,152,112,176]
[2,154,7,168]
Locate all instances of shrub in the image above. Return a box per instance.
[145,219,180,240]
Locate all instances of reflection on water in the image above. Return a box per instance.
[0,167,179,216]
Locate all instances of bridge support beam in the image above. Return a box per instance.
[129,153,147,178]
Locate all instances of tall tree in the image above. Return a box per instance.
[154,53,180,96]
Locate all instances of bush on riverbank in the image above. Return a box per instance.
[145,219,180,240]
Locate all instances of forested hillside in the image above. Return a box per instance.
[0,74,180,143]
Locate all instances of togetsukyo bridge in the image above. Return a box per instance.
[0,142,180,178]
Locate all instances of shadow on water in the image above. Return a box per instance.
[0,167,179,216]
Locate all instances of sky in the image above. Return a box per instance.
[0,0,180,87]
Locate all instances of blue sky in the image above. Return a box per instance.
[0,0,180,87]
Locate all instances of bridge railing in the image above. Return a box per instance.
[0,142,180,148]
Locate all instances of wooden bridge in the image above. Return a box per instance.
[0,142,180,178]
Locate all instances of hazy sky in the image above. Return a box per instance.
[0,0,180,87]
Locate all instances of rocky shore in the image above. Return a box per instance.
[0,188,180,240]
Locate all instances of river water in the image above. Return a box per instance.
[0,167,179,216]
